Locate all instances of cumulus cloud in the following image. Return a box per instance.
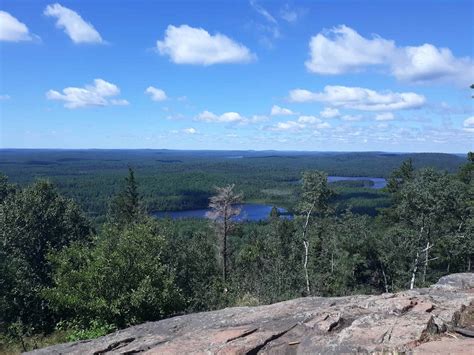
[183,127,197,134]
[266,115,330,132]
[391,44,474,85]
[46,78,128,108]
[320,107,340,119]
[0,11,32,42]
[305,25,474,86]
[288,85,426,111]
[196,110,246,123]
[156,25,255,65]
[464,116,474,131]
[306,25,394,74]
[375,112,395,121]
[196,110,268,125]
[145,86,167,101]
[44,3,104,44]
[270,105,295,116]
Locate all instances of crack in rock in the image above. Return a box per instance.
[245,324,297,354]
[93,337,135,354]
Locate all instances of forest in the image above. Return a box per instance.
[0,150,472,352]
[0,150,466,222]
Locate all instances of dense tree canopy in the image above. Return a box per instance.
[0,153,472,352]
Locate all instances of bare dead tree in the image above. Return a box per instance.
[206,184,243,284]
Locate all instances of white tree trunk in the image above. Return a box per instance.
[303,240,310,295]
[410,250,420,290]
[422,241,431,284]
[302,206,313,295]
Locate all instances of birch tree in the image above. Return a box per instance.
[206,184,243,284]
[391,168,469,288]
[297,171,333,295]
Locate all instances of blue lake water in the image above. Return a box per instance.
[328,176,387,189]
[152,176,387,221]
[152,203,290,221]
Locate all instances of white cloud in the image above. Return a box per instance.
[375,112,395,121]
[391,44,474,85]
[196,110,267,124]
[0,11,32,42]
[305,25,474,85]
[266,115,330,132]
[249,0,281,48]
[0,94,11,101]
[297,115,320,124]
[46,78,128,108]
[44,3,104,44]
[305,25,394,74]
[250,0,277,24]
[320,107,340,119]
[183,127,197,134]
[196,110,245,123]
[270,105,295,116]
[279,4,302,23]
[156,25,255,65]
[317,122,331,129]
[145,86,167,101]
[464,116,474,128]
[268,120,305,132]
[289,86,426,111]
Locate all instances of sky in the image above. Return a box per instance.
[0,0,473,152]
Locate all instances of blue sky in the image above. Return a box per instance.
[0,0,473,152]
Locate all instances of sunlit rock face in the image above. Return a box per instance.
[27,273,474,355]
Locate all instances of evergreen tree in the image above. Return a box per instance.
[108,167,143,226]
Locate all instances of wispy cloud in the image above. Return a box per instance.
[249,0,280,47]
[279,4,306,23]
[289,86,426,111]
[44,3,104,44]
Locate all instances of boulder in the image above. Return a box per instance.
[26,273,474,354]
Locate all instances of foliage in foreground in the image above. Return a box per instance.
[0,154,472,352]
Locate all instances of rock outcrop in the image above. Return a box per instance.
[27,273,474,354]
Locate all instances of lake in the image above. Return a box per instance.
[152,176,387,221]
[152,203,290,221]
[328,176,387,189]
